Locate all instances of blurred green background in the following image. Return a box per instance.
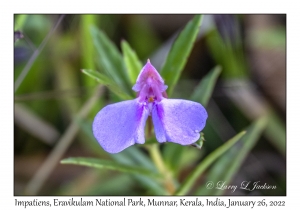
[14,14,286,196]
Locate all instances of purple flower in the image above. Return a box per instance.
[93,59,208,153]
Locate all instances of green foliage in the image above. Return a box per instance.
[80,15,97,86]
[264,111,286,156]
[175,130,246,195]
[65,15,285,196]
[125,15,161,60]
[121,40,143,85]
[81,69,133,100]
[191,65,222,106]
[249,26,286,49]
[160,15,202,96]
[207,29,247,78]
[196,116,268,195]
[61,157,162,179]
[15,14,29,30]
[163,65,222,176]
[90,26,133,96]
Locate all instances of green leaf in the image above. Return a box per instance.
[122,146,157,171]
[90,26,133,96]
[264,111,286,156]
[112,147,167,195]
[121,40,143,85]
[61,157,162,179]
[163,143,187,175]
[163,66,221,176]
[86,174,137,195]
[63,173,135,196]
[80,15,97,86]
[191,66,222,106]
[160,15,202,96]
[206,29,247,78]
[126,15,161,59]
[175,130,246,195]
[81,69,133,100]
[195,116,268,195]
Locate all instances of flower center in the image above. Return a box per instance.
[148,96,155,103]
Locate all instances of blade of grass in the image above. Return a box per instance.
[222,79,285,156]
[147,144,176,195]
[133,175,167,195]
[126,15,161,60]
[160,15,202,96]
[90,26,132,96]
[81,69,133,100]
[163,143,187,174]
[124,146,156,171]
[191,65,222,106]
[121,40,143,85]
[264,111,286,156]
[61,157,162,179]
[81,15,97,86]
[113,147,167,195]
[175,130,246,195]
[206,29,247,78]
[195,116,268,195]
[86,174,136,195]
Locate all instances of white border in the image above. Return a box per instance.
[2,0,297,209]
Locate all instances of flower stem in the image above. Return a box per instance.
[146,117,176,194]
[148,144,176,195]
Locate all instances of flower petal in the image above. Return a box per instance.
[152,99,208,145]
[92,99,148,153]
[133,59,166,92]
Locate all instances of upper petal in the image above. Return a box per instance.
[152,99,208,145]
[132,59,167,97]
[92,99,148,153]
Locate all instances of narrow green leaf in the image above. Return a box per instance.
[81,15,97,85]
[87,174,136,195]
[90,26,132,95]
[195,116,268,195]
[264,111,286,156]
[112,147,167,194]
[126,15,161,59]
[207,29,247,78]
[163,143,187,174]
[61,157,162,179]
[81,69,132,100]
[160,15,202,96]
[111,148,168,195]
[122,146,157,171]
[191,66,222,106]
[175,130,246,195]
[121,40,143,85]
